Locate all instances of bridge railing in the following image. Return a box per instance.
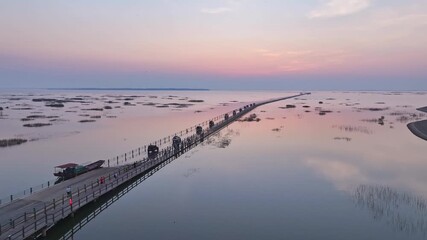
[1,102,259,239]
[0,93,309,238]
[0,100,262,207]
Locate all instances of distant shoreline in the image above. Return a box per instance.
[46,88,210,91]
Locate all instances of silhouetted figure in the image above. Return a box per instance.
[66,186,71,197]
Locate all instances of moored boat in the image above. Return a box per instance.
[54,160,105,182]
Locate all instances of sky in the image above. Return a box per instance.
[0,0,426,90]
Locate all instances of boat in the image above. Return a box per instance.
[54,160,105,182]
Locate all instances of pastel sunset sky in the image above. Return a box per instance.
[0,0,426,90]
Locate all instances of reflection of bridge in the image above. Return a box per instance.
[0,93,308,240]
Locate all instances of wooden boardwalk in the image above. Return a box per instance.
[0,93,308,240]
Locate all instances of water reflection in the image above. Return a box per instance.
[354,185,427,237]
[2,91,427,240]
[203,128,240,149]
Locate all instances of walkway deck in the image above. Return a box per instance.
[0,93,308,240]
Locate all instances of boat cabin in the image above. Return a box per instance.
[54,163,78,177]
[54,163,84,179]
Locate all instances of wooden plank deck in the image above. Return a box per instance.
[0,93,307,240]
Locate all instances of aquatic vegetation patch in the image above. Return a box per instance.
[361,116,386,125]
[205,128,239,149]
[167,103,194,108]
[314,107,333,115]
[356,107,389,112]
[0,138,27,147]
[389,111,425,123]
[49,118,68,122]
[23,123,52,128]
[79,119,96,123]
[279,104,296,109]
[20,118,34,122]
[11,107,33,110]
[26,115,59,119]
[32,98,62,103]
[354,185,427,235]
[183,168,200,178]
[319,110,333,116]
[396,115,424,123]
[333,137,352,142]
[217,138,231,148]
[45,103,64,108]
[239,114,260,122]
[332,125,373,134]
[82,108,104,111]
[142,102,156,106]
[340,102,360,107]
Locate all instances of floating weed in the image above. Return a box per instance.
[332,125,373,134]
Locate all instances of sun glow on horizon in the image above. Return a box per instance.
[0,0,426,88]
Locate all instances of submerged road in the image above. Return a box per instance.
[0,93,308,240]
[408,120,427,141]
[407,106,427,141]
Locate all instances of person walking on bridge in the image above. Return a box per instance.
[66,186,71,198]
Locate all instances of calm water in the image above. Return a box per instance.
[1,90,427,239]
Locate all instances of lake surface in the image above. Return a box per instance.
[1,90,427,239]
